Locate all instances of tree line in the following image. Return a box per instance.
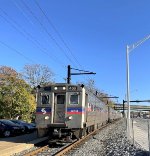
[0,64,54,122]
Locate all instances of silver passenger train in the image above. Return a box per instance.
[35,83,122,141]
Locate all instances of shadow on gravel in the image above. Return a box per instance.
[135,151,150,156]
[33,140,64,150]
[0,130,37,143]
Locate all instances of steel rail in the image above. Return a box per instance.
[24,145,49,156]
[55,119,120,156]
[24,119,120,156]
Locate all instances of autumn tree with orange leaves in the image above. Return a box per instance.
[0,66,36,122]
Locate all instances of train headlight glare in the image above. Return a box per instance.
[63,87,66,90]
[68,116,73,120]
[54,87,58,90]
[45,116,49,120]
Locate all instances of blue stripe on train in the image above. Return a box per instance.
[67,107,84,114]
[67,107,84,111]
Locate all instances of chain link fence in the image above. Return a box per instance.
[129,118,150,155]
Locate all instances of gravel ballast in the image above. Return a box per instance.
[12,119,148,156]
[66,119,148,156]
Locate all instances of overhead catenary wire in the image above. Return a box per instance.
[0,5,70,82]
[34,0,94,83]
[12,0,34,26]
[0,40,65,84]
[0,8,66,82]
[0,7,66,68]
[12,0,65,68]
[13,0,82,82]
[14,1,94,83]
[21,0,77,67]
[0,40,35,63]
[0,2,95,84]
[12,1,54,50]
[71,67,95,73]
[34,0,82,69]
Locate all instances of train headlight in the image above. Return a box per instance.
[54,87,58,90]
[63,87,66,90]
[45,116,49,120]
[68,116,73,120]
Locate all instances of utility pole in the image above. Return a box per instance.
[67,65,71,84]
[67,65,96,84]
[126,34,150,139]
[107,100,110,123]
[123,100,125,117]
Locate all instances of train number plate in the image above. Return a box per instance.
[68,86,77,91]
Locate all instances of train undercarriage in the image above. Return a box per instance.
[37,123,102,143]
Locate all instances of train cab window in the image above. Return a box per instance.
[57,95,65,104]
[41,95,50,104]
[70,94,79,105]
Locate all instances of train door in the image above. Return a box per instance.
[54,93,66,123]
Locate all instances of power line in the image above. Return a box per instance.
[34,0,82,69]
[34,1,95,84]
[0,7,66,68]
[0,38,66,83]
[0,40,35,63]
[12,0,66,67]
[21,0,77,67]
[67,65,96,84]
[21,1,92,83]
[71,67,94,73]
[0,8,66,82]
[12,0,34,26]
[1,2,94,84]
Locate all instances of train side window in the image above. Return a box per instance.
[70,94,79,105]
[57,95,65,104]
[41,95,50,104]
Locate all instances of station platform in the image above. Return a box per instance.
[0,131,47,156]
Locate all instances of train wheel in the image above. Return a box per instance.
[79,128,87,138]
[82,128,87,137]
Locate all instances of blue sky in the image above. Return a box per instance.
[0,0,150,104]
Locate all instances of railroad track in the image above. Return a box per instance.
[54,122,110,156]
[24,140,76,156]
[23,119,120,156]
[24,145,49,156]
